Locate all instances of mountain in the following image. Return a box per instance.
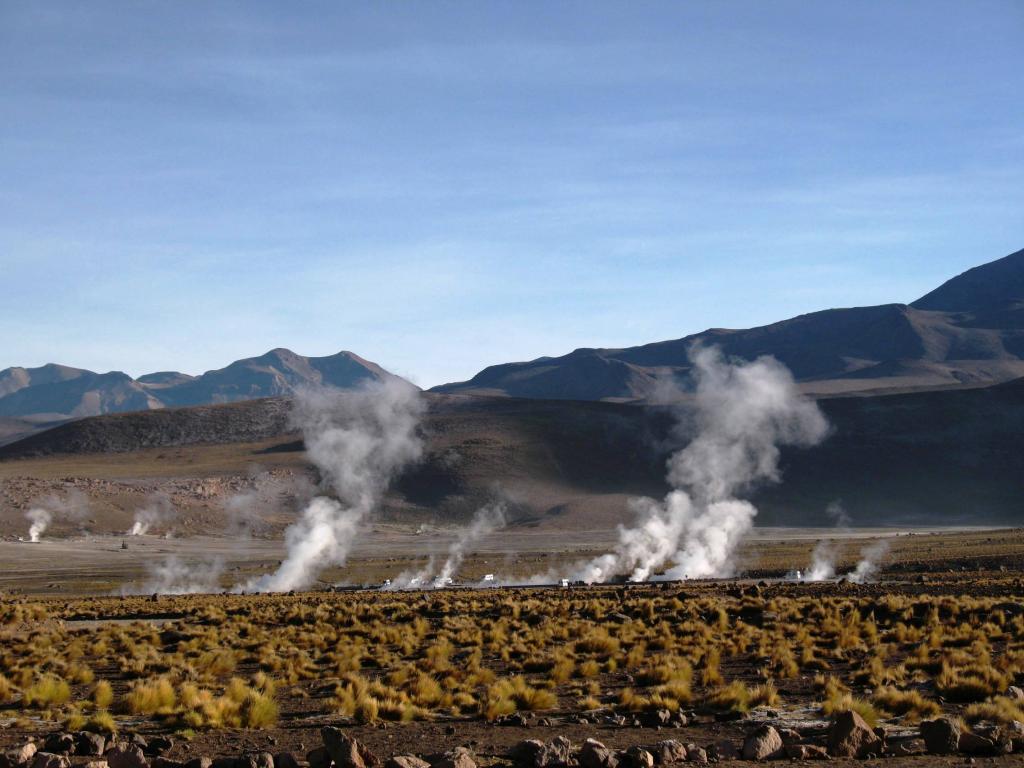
[0,349,407,426]
[0,365,158,420]
[433,247,1024,400]
[3,381,1023,526]
[143,348,403,407]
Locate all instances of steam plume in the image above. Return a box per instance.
[138,556,226,595]
[244,379,424,593]
[848,540,889,584]
[26,508,51,543]
[391,502,506,589]
[799,502,848,582]
[23,489,91,541]
[127,493,176,536]
[569,346,828,583]
[804,539,839,581]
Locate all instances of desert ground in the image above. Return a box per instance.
[1,528,1024,767]
[3,404,1024,765]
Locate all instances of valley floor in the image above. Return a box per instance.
[0,526,1018,597]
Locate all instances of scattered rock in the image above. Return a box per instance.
[321,729,379,768]
[152,759,185,768]
[274,755,303,768]
[545,738,572,766]
[579,740,618,768]
[742,726,783,761]
[428,748,475,768]
[642,710,672,728]
[146,740,174,758]
[776,728,801,746]
[105,744,149,768]
[783,744,828,760]
[384,758,430,768]
[211,759,236,768]
[306,749,330,768]
[682,744,707,764]
[622,747,653,768]
[84,762,109,768]
[508,742,545,768]
[43,737,74,757]
[184,759,212,768]
[30,755,70,768]
[7,744,38,767]
[959,728,1012,756]
[827,710,882,758]
[75,734,107,758]
[237,755,274,768]
[648,741,686,765]
[920,717,961,755]
[708,741,738,762]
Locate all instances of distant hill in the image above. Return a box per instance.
[433,247,1024,401]
[4,382,1023,526]
[0,349,408,427]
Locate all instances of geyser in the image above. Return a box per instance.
[244,379,424,593]
[568,345,828,583]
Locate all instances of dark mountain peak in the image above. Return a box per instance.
[434,247,1024,401]
[912,247,1024,313]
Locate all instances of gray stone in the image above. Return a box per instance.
[7,744,38,767]
[146,739,174,758]
[622,748,652,768]
[42,737,73,757]
[237,755,274,768]
[742,726,783,761]
[682,745,706,765]
[960,728,1012,756]
[30,755,70,768]
[648,741,686,765]
[306,749,330,768]
[579,740,618,768]
[642,710,672,728]
[507,742,545,768]
[428,748,475,768]
[75,734,107,758]
[105,745,149,768]
[708,741,738,762]
[827,710,881,758]
[321,728,379,768]
[1006,686,1024,702]
[920,717,961,755]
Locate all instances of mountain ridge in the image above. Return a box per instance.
[0,349,407,423]
[433,247,1024,400]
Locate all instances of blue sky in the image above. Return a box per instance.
[2,2,1022,387]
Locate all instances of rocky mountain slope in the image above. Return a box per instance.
[0,349,405,424]
[434,247,1024,401]
[4,381,1023,526]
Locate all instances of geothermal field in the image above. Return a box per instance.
[2,349,1023,768]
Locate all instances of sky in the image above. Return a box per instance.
[1,2,1022,388]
